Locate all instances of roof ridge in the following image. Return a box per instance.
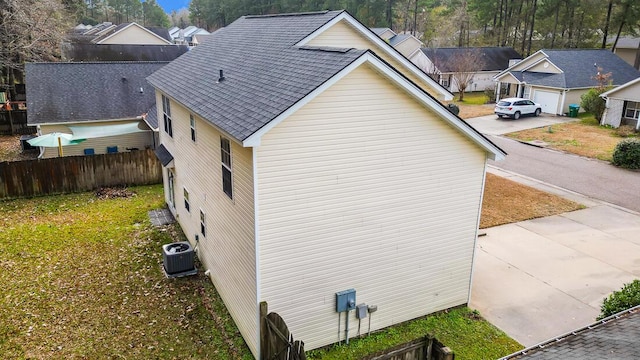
[244,10,334,19]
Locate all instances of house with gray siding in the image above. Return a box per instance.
[147,10,504,358]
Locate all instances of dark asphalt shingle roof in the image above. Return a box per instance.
[62,43,188,62]
[511,49,640,88]
[145,104,158,129]
[154,144,174,166]
[388,34,414,47]
[26,62,168,125]
[147,10,367,142]
[503,306,640,359]
[421,47,522,73]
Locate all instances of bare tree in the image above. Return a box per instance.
[0,0,70,88]
[449,48,485,101]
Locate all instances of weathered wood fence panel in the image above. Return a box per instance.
[0,110,34,135]
[363,336,454,360]
[260,302,306,360]
[0,149,162,199]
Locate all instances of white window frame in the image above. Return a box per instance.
[199,209,206,237]
[183,187,190,212]
[168,170,175,207]
[190,114,196,142]
[220,137,233,199]
[624,101,640,119]
[162,94,173,137]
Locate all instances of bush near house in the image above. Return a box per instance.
[612,138,640,169]
[598,279,640,320]
[580,88,608,121]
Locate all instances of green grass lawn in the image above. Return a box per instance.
[308,307,522,360]
[0,187,522,359]
[0,185,253,359]
[453,92,489,105]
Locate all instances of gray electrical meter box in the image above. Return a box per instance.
[335,289,356,312]
[356,303,368,319]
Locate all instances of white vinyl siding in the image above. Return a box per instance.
[99,25,170,45]
[256,65,487,350]
[306,20,445,100]
[38,121,153,158]
[154,91,258,356]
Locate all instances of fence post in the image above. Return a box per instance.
[260,301,268,360]
[441,347,454,360]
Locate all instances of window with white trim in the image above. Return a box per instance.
[220,137,233,199]
[624,101,640,119]
[161,95,173,137]
[190,114,196,142]
[183,188,190,212]
[200,209,206,237]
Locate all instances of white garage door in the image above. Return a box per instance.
[533,90,560,114]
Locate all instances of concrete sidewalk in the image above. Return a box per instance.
[471,167,640,347]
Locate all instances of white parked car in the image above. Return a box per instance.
[495,97,542,119]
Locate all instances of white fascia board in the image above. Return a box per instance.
[243,53,506,161]
[494,72,523,84]
[495,49,546,78]
[295,12,453,101]
[601,76,640,98]
[97,22,172,45]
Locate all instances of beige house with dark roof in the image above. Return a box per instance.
[147,10,504,358]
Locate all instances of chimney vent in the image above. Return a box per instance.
[218,69,225,83]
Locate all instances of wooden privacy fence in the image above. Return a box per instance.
[0,149,162,199]
[0,110,34,135]
[260,302,306,360]
[363,336,454,360]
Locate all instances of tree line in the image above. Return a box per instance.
[189,0,640,56]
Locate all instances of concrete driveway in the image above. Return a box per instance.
[466,114,575,135]
[470,168,640,347]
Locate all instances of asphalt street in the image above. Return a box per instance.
[487,135,640,212]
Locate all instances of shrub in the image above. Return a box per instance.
[612,138,640,169]
[484,87,496,103]
[598,279,640,319]
[615,125,637,138]
[580,88,608,121]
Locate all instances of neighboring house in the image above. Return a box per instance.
[169,26,211,46]
[420,47,522,93]
[612,36,640,70]
[494,49,640,115]
[69,22,172,45]
[601,76,640,130]
[500,305,640,359]
[147,10,503,358]
[61,43,189,62]
[370,27,434,83]
[26,62,166,158]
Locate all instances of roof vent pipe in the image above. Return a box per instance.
[217,69,225,83]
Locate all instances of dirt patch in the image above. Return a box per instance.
[506,118,633,162]
[480,173,584,229]
[0,135,38,162]
[95,187,137,200]
[458,104,495,119]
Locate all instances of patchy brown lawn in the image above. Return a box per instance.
[458,103,495,119]
[506,117,635,162]
[480,173,584,229]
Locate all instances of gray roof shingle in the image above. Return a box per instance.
[147,10,367,142]
[62,43,188,62]
[503,306,640,359]
[527,49,640,88]
[26,62,168,124]
[421,47,522,72]
[389,34,414,47]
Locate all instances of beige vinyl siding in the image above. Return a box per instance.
[100,25,169,45]
[39,121,153,158]
[564,89,587,114]
[606,81,640,101]
[306,20,445,100]
[155,91,259,356]
[393,37,421,58]
[527,60,561,73]
[256,64,487,350]
[508,52,547,71]
[614,48,637,68]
